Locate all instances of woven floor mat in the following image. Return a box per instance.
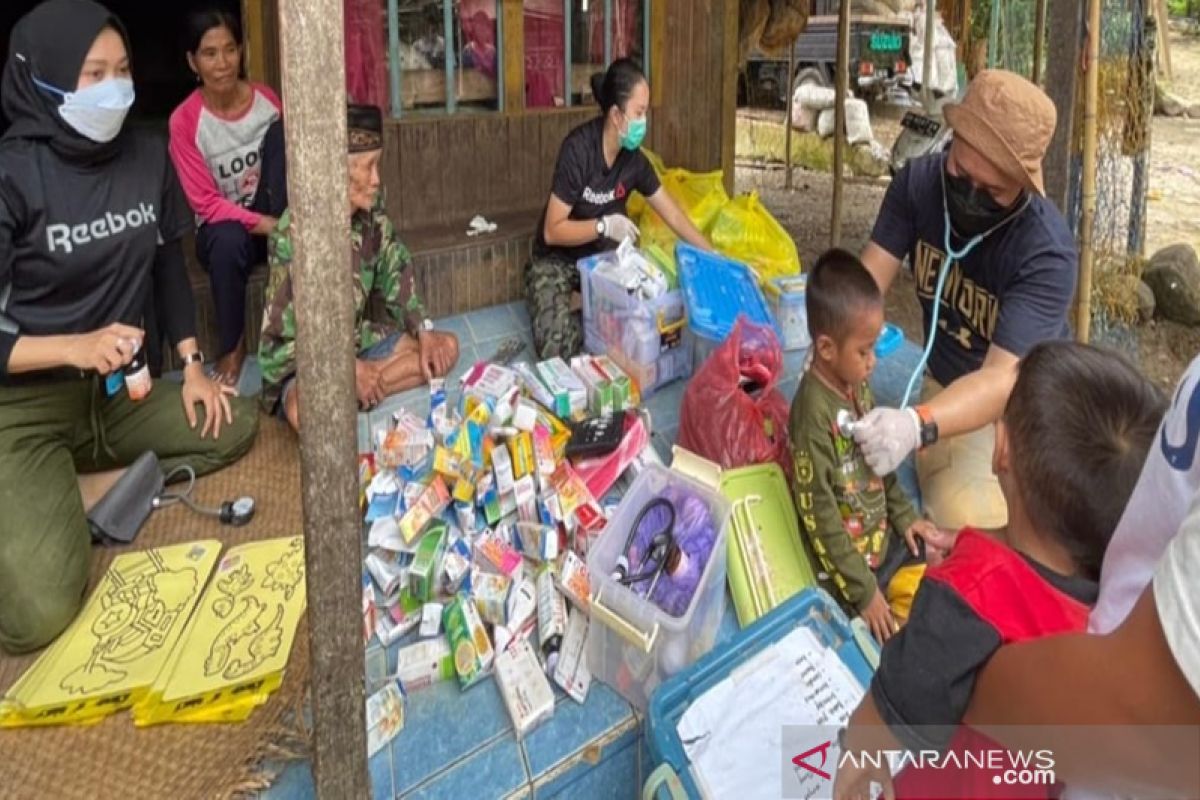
[0,415,313,800]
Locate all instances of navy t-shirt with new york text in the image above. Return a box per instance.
[533,116,661,264]
[870,152,1077,387]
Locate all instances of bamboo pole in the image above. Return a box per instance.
[278,0,369,793]
[1157,0,1174,81]
[1076,0,1102,343]
[921,0,936,109]
[1032,0,1047,83]
[785,38,795,190]
[831,0,850,247]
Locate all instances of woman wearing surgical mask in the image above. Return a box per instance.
[526,58,712,360]
[169,9,287,387]
[0,0,259,655]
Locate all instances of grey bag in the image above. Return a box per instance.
[87,451,164,545]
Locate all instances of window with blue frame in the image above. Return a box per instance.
[387,0,501,115]
[524,0,648,109]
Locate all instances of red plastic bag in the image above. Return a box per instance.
[678,318,792,477]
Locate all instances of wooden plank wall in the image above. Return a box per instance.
[252,0,738,235]
[383,109,592,234]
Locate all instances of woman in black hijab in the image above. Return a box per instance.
[0,0,259,654]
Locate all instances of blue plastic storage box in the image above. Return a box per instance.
[677,243,782,372]
[578,250,694,397]
[643,589,877,799]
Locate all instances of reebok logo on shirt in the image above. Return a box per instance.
[46,202,157,255]
[581,186,616,205]
[580,181,628,206]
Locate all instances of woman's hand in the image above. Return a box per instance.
[600,213,640,244]
[252,215,279,236]
[67,323,144,374]
[181,363,236,439]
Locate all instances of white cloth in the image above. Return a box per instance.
[1153,493,1200,701]
[1090,355,1200,635]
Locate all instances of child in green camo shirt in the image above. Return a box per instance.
[790,248,938,644]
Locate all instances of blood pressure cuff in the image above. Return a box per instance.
[87,451,164,545]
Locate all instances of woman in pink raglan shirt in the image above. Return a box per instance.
[169,9,286,386]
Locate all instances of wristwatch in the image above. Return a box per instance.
[596,218,607,239]
[181,351,205,367]
[420,318,434,333]
[914,404,939,449]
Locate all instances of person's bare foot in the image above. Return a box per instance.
[213,338,246,386]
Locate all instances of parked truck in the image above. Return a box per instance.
[742,1,911,106]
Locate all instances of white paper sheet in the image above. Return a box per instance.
[676,626,866,800]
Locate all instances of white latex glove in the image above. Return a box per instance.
[601,213,640,244]
[853,406,921,476]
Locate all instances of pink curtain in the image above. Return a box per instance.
[344,0,390,114]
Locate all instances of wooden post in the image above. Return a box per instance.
[720,0,740,197]
[1157,0,1174,81]
[502,0,525,113]
[277,0,369,795]
[1032,0,1047,83]
[784,38,795,190]
[831,0,850,247]
[1076,0,1101,344]
[1042,0,1085,213]
[921,0,936,109]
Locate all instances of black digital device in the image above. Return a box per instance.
[565,411,626,460]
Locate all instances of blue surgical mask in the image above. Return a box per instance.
[33,76,135,143]
[620,115,647,151]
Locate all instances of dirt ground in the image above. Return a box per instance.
[737,30,1200,394]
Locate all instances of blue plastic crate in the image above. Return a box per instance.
[677,243,781,371]
[643,589,877,799]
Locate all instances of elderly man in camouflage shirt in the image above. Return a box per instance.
[258,104,459,431]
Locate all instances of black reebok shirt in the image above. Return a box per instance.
[0,129,194,379]
[533,117,661,263]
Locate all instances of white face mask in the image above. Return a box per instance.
[33,76,135,143]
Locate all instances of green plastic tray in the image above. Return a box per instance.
[719,463,818,628]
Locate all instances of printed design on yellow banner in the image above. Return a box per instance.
[206,538,304,681]
[64,548,206,695]
[913,240,999,353]
[134,536,307,726]
[0,541,221,728]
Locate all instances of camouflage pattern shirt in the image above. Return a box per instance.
[258,204,425,411]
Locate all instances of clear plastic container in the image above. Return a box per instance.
[578,250,694,397]
[586,465,730,711]
[765,275,810,351]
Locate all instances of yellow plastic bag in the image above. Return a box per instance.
[710,191,802,282]
[638,167,731,257]
[626,147,668,222]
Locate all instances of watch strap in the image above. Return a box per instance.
[914,404,939,449]
[181,352,204,367]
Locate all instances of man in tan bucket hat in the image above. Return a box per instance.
[853,69,1077,533]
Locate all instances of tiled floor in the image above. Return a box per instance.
[262,302,926,799]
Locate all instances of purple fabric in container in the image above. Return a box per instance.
[625,485,718,617]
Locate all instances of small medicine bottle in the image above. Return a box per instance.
[123,347,152,401]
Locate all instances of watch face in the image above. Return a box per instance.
[233,497,255,515]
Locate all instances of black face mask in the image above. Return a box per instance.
[943,165,1024,240]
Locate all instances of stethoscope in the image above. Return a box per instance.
[898,165,1031,409]
[611,497,683,599]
